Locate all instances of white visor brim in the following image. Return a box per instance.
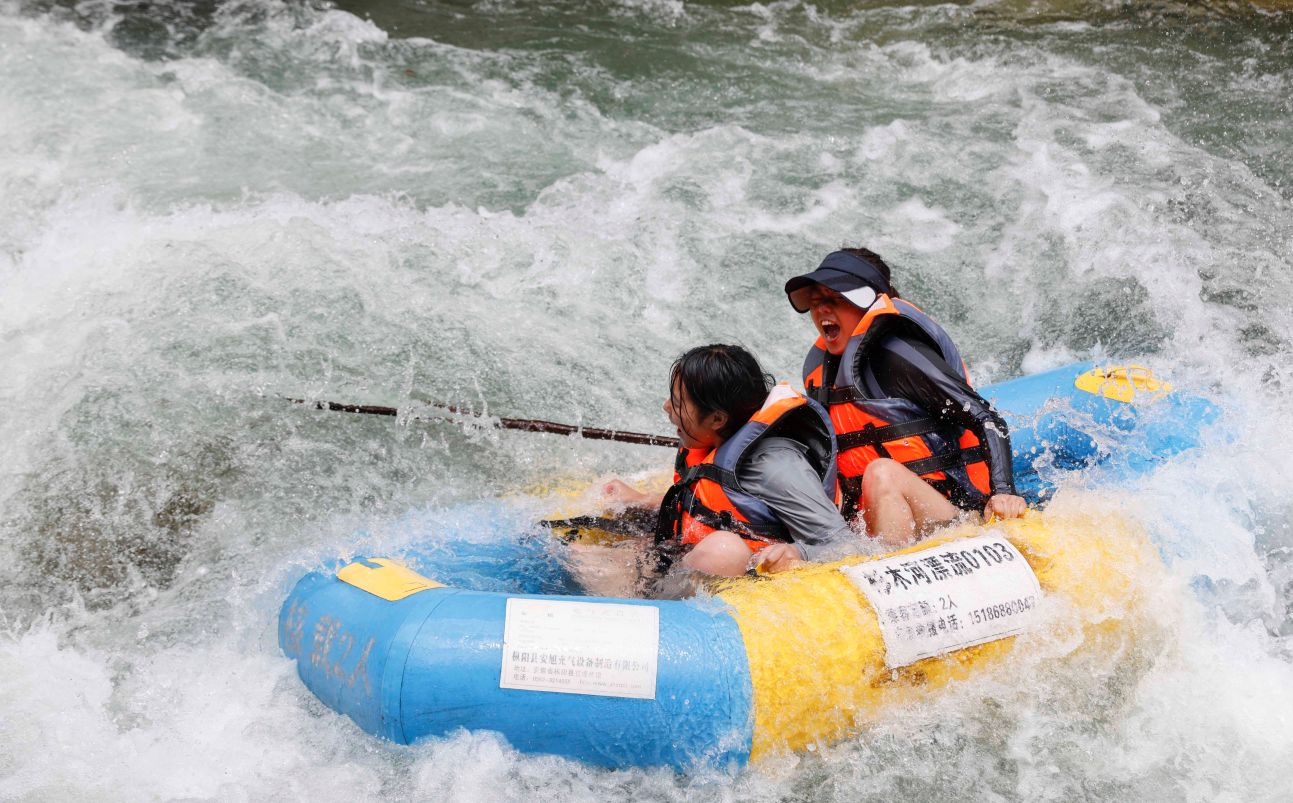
[841,285,878,311]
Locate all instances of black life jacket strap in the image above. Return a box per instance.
[825,385,867,405]
[653,479,790,551]
[838,474,863,522]
[801,381,868,406]
[674,487,789,541]
[835,417,945,452]
[675,463,743,493]
[673,449,691,474]
[805,380,829,406]
[901,445,988,477]
[653,482,688,573]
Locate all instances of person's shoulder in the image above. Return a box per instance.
[869,332,920,366]
[739,436,818,493]
[741,437,812,478]
[875,327,942,363]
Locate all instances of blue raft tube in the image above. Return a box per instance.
[279,362,1220,770]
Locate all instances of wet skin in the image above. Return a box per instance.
[794,285,867,356]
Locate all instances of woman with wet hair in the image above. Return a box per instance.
[603,344,855,578]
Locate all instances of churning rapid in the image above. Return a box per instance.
[2,0,1292,798]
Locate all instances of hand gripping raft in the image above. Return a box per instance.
[279,509,1164,770]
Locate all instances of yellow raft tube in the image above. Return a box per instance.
[720,504,1164,759]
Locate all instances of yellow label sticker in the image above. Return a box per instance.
[336,558,443,601]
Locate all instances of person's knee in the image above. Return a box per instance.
[682,531,753,576]
[862,458,908,502]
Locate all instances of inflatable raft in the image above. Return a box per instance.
[278,362,1213,769]
[279,510,1164,769]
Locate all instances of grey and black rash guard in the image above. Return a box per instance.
[736,436,856,562]
[839,333,1017,499]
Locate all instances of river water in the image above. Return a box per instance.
[2,0,1292,799]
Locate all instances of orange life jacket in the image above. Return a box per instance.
[655,384,838,556]
[802,294,991,517]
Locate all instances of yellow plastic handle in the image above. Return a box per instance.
[1074,365,1172,403]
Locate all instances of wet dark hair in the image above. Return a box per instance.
[669,344,773,441]
[840,246,900,298]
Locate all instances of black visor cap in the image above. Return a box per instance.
[784,251,889,312]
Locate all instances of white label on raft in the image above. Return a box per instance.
[840,533,1043,669]
[499,599,659,700]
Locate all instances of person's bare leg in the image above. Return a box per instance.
[860,458,959,547]
[565,538,652,597]
[682,531,754,576]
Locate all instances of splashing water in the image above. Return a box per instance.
[2,0,1292,799]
